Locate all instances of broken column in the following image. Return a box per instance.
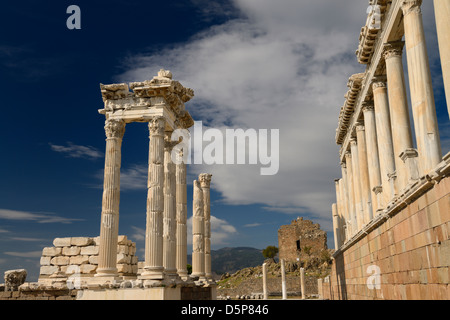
[199,173,213,281]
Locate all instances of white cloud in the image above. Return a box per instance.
[116,1,445,225]
[0,209,83,224]
[49,142,103,159]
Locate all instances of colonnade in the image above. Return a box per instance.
[333,0,448,249]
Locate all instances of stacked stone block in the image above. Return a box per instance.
[39,235,138,283]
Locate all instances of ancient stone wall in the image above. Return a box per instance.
[323,175,449,300]
[278,217,327,263]
[38,235,138,285]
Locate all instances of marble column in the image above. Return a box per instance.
[199,173,213,281]
[191,180,205,279]
[300,267,306,300]
[434,0,450,120]
[362,103,383,214]
[163,132,178,279]
[372,80,397,202]
[176,150,188,280]
[402,0,442,174]
[281,259,287,300]
[96,119,126,278]
[356,124,373,224]
[340,162,350,241]
[338,179,346,245]
[350,139,364,232]
[344,152,355,238]
[142,116,166,280]
[262,262,268,300]
[332,203,340,250]
[383,41,417,191]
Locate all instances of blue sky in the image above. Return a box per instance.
[0,1,449,282]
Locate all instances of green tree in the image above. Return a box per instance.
[262,246,279,262]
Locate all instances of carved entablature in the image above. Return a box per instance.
[335,73,366,145]
[356,0,389,65]
[98,69,195,130]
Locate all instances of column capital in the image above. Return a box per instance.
[362,101,375,113]
[164,131,180,151]
[104,118,125,139]
[340,161,347,169]
[148,116,165,136]
[383,41,405,60]
[356,124,365,132]
[349,138,357,146]
[372,76,387,90]
[199,173,213,188]
[401,0,422,16]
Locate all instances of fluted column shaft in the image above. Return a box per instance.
[402,0,442,174]
[332,203,340,250]
[340,163,350,242]
[163,132,178,278]
[363,104,383,213]
[191,180,205,279]
[176,150,188,279]
[96,119,126,278]
[372,80,397,202]
[142,116,166,280]
[384,41,415,191]
[434,0,450,120]
[199,173,213,280]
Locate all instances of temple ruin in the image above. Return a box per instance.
[326,0,450,300]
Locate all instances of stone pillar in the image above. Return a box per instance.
[434,0,450,120]
[356,124,374,224]
[163,132,178,279]
[199,173,213,281]
[372,80,397,203]
[403,0,442,174]
[96,119,125,278]
[300,267,306,300]
[318,278,323,300]
[332,203,340,250]
[281,259,287,300]
[262,262,268,300]
[141,116,166,281]
[339,163,350,242]
[344,152,355,238]
[338,179,346,244]
[362,103,383,213]
[350,138,364,231]
[191,180,205,279]
[383,41,417,191]
[176,150,188,280]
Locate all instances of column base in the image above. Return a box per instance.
[139,267,165,281]
[95,267,119,278]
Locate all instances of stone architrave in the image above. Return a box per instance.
[372,79,397,203]
[402,0,442,174]
[199,173,213,281]
[434,0,450,120]
[383,41,416,191]
[141,116,166,281]
[163,132,178,279]
[176,149,188,280]
[96,118,125,278]
[191,180,205,279]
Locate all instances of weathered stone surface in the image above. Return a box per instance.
[40,256,51,266]
[40,266,59,275]
[42,247,62,257]
[80,245,99,255]
[69,255,89,265]
[62,246,81,256]
[71,237,94,247]
[4,269,27,291]
[53,238,71,247]
[51,256,70,266]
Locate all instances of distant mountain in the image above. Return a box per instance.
[188,247,265,275]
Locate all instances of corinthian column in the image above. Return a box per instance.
[163,132,178,279]
[372,79,397,203]
[402,0,442,174]
[362,103,383,213]
[350,139,364,232]
[191,180,205,279]
[199,173,213,281]
[356,124,373,224]
[340,162,350,241]
[383,41,417,191]
[344,152,355,238]
[176,150,188,280]
[96,118,125,278]
[434,0,450,120]
[141,116,166,281]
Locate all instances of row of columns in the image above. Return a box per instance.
[95,116,213,283]
[333,0,445,248]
